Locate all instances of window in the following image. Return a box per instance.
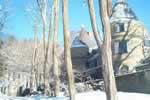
[119,23,125,32]
[112,23,125,33]
[144,40,150,47]
[114,41,127,54]
[119,41,127,54]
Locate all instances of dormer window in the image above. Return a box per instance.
[112,23,125,33]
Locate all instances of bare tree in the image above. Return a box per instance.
[87,0,102,47]
[30,24,38,92]
[0,0,11,84]
[99,0,118,100]
[0,0,9,32]
[62,0,76,100]
[53,0,60,96]
[36,0,48,87]
[43,4,54,95]
[25,0,44,92]
[0,0,10,74]
[37,0,47,53]
[27,0,55,95]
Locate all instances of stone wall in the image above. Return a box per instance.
[116,69,150,93]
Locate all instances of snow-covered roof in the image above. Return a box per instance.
[111,0,137,22]
[71,36,87,48]
[71,27,98,50]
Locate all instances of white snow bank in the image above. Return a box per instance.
[0,91,150,100]
[75,91,150,100]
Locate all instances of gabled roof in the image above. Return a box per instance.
[71,27,97,50]
[71,36,87,48]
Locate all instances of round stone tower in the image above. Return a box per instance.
[111,0,146,74]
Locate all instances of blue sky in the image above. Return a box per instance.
[1,0,150,43]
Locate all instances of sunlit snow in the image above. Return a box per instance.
[1,91,150,100]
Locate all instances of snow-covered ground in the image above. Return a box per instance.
[1,91,150,100]
[76,91,150,100]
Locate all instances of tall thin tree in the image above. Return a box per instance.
[36,0,47,87]
[87,0,102,47]
[41,0,47,54]
[99,0,118,100]
[62,0,76,100]
[30,24,38,92]
[43,5,54,94]
[53,0,60,96]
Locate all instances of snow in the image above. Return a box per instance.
[0,91,150,100]
[76,91,150,100]
[0,95,68,100]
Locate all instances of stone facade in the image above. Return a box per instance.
[111,0,150,74]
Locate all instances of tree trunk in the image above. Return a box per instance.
[53,0,60,96]
[41,0,47,54]
[41,0,47,90]
[30,24,38,92]
[87,0,102,47]
[62,0,76,100]
[37,0,47,88]
[43,5,54,95]
[7,72,10,95]
[107,0,112,17]
[99,0,118,100]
